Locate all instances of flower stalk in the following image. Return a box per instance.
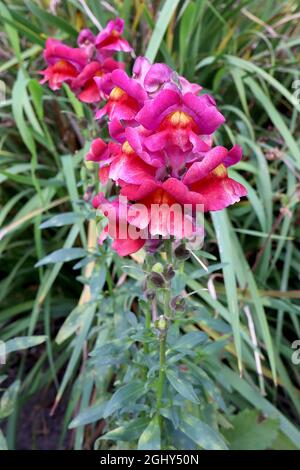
[155,240,174,430]
[156,314,167,430]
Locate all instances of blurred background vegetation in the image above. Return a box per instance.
[0,0,300,450]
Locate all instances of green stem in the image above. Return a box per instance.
[144,304,151,355]
[156,237,172,429]
[165,238,173,263]
[156,329,167,428]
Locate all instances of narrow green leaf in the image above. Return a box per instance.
[0,380,20,419]
[69,402,107,429]
[5,336,46,354]
[40,212,84,229]
[179,414,228,450]
[101,418,149,442]
[0,429,8,450]
[138,416,161,450]
[171,331,207,351]
[225,55,300,114]
[103,382,145,418]
[212,211,242,372]
[145,0,181,62]
[35,248,86,267]
[166,369,199,404]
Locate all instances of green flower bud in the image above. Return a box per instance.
[84,160,95,171]
[157,315,168,331]
[152,262,164,274]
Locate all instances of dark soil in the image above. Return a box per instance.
[16,386,68,450]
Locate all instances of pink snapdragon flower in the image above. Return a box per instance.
[87,56,247,256]
[40,18,132,102]
[39,38,88,90]
[95,18,132,56]
[118,145,247,212]
[95,69,148,121]
[133,57,202,96]
[92,190,202,256]
[71,58,125,103]
[92,193,146,256]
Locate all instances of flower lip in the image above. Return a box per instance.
[111,69,148,103]
[136,88,225,135]
[39,60,78,90]
[164,110,194,128]
[141,188,177,206]
[122,141,135,154]
[109,86,126,100]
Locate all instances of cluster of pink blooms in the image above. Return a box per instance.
[40,18,247,257]
[39,18,132,103]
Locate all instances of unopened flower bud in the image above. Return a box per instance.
[83,185,94,202]
[84,160,95,171]
[145,289,156,301]
[157,315,168,332]
[152,262,163,274]
[163,264,175,281]
[148,272,165,288]
[170,295,186,311]
[174,243,190,261]
[142,279,148,292]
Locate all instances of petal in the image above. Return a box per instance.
[39,61,78,90]
[112,237,145,256]
[44,38,88,70]
[189,162,248,212]
[136,89,181,130]
[71,61,101,89]
[95,18,124,45]
[86,138,110,163]
[95,18,133,53]
[162,178,204,205]
[78,80,100,103]
[109,153,155,184]
[179,75,202,94]
[189,132,212,153]
[111,69,147,104]
[95,104,108,120]
[133,56,151,84]
[120,179,159,200]
[143,130,169,152]
[99,166,110,184]
[94,74,114,97]
[108,119,126,143]
[92,192,106,209]
[144,63,172,94]
[223,144,243,167]
[182,93,225,134]
[126,127,164,167]
[102,57,125,72]
[192,175,247,211]
[183,146,228,185]
[128,204,150,229]
[77,29,95,48]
